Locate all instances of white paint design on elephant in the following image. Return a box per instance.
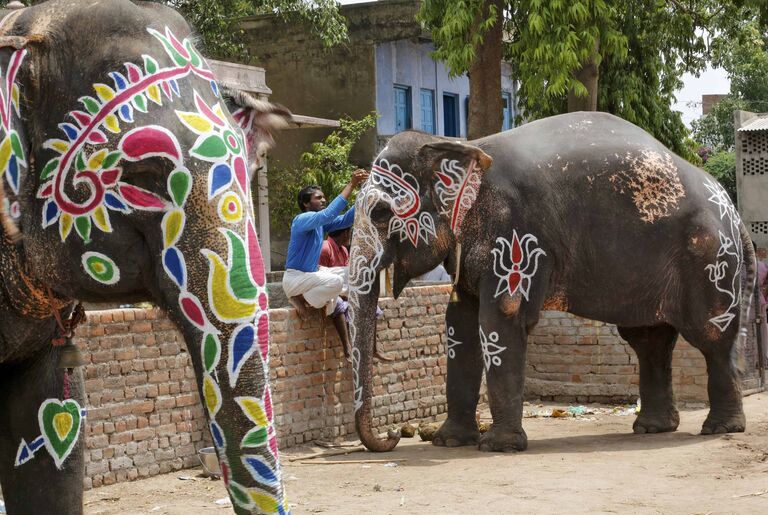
[348,178,387,412]
[479,326,506,370]
[492,231,546,300]
[371,158,435,247]
[445,324,463,359]
[703,177,743,331]
[434,158,482,237]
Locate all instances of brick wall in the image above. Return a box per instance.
[76,284,758,487]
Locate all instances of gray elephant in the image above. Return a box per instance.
[0,1,288,513]
[349,112,754,453]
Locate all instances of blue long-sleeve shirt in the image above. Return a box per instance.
[285,195,356,272]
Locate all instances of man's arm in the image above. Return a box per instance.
[291,196,348,232]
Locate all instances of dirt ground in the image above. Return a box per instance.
[85,393,768,514]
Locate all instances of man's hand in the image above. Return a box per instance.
[350,168,369,188]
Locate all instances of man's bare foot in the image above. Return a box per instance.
[289,295,310,321]
[331,313,353,362]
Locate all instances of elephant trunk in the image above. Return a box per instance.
[349,282,400,452]
[156,176,287,513]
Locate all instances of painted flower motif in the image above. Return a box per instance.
[492,231,546,300]
[479,326,506,371]
[445,324,463,359]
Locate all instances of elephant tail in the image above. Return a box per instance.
[736,221,757,373]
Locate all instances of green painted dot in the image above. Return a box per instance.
[223,130,241,153]
[82,252,120,285]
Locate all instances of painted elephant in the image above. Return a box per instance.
[349,111,755,453]
[0,1,288,513]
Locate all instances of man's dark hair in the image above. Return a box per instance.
[328,227,351,238]
[297,185,322,212]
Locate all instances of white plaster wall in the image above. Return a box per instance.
[375,40,516,138]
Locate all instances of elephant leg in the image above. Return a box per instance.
[477,307,529,453]
[433,294,483,448]
[0,346,85,514]
[618,325,680,434]
[680,326,745,434]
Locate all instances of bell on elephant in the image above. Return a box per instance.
[57,341,85,370]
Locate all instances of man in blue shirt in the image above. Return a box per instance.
[282,170,369,351]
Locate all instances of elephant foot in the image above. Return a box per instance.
[477,425,527,453]
[432,419,479,448]
[701,412,745,435]
[633,409,679,434]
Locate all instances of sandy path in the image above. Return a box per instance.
[85,393,768,514]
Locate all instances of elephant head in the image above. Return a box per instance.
[0,1,289,512]
[348,131,492,451]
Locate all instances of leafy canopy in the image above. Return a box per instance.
[268,113,377,238]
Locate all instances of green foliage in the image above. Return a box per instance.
[267,113,377,237]
[704,151,737,201]
[419,0,768,162]
[692,19,768,152]
[161,0,347,60]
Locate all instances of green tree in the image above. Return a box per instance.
[692,19,768,151]
[267,113,377,237]
[704,151,737,201]
[418,0,764,159]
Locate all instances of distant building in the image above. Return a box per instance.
[241,0,517,171]
[702,94,728,115]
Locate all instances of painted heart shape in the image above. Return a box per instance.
[38,398,82,469]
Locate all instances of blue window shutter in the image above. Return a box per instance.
[394,86,411,133]
[420,89,435,134]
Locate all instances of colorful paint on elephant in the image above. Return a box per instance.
[0,48,27,220]
[703,177,743,332]
[371,159,435,247]
[479,326,505,371]
[15,399,86,469]
[492,232,546,301]
[33,26,286,513]
[434,158,483,238]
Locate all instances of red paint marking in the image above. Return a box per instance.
[264,387,273,423]
[257,312,269,360]
[194,91,224,126]
[180,295,205,328]
[247,220,266,286]
[511,233,523,264]
[119,126,181,161]
[118,183,166,209]
[53,62,198,215]
[372,164,420,219]
[233,156,248,194]
[167,28,191,59]
[258,292,268,311]
[100,169,121,186]
[507,272,521,294]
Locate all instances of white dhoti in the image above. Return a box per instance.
[282,266,348,315]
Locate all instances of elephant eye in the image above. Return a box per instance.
[119,157,173,197]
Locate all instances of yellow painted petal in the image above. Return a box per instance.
[147,84,162,105]
[162,209,185,248]
[236,397,268,427]
[203,250,256,321]
[104,114,120,133]
[45,139,70,153]
[88,149,108,170]
[11,84,19,113]
[60,213,73,241]
[176,111,213,134]
[92,206,112,233]
[249,492,280,514]
[93,83,115,102]
[0,137,11,175]
[213,103,226,120]
[203,374,221,415]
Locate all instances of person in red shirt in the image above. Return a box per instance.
[319,227,351,268]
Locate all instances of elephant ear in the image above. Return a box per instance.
[223,88,291,178]
[417,140,492,239]
[0,42,32,242]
